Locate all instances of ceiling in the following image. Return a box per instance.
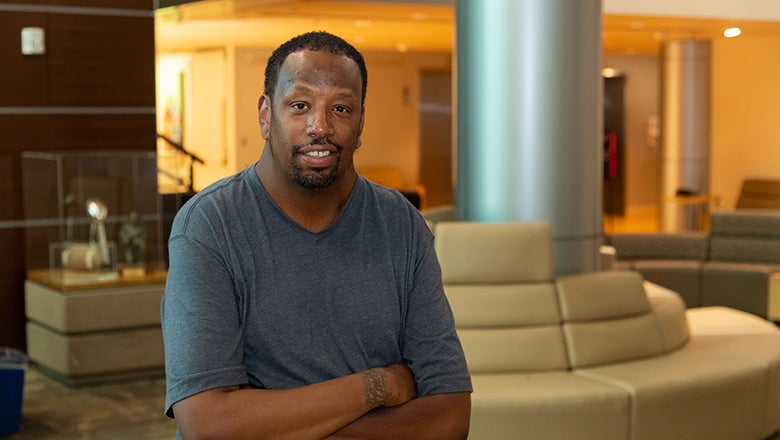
[155,0,780,55]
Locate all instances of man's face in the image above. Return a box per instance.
[259,49,364,190]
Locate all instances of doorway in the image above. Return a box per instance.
[419,70,453,208]
[603,75,626,216]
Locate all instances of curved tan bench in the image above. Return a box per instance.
[434,221,780,440]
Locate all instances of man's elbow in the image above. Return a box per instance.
[438,392,471,440]
[455,397,472,440]
[175,412,253,440]
[455,418,471,440]
[172,387,247,440]
[174,409,226,440]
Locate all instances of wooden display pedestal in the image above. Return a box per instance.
[25,269,167,386]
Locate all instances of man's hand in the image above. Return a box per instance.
[362,364,417,408]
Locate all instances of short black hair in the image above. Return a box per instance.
[263,31,368,106]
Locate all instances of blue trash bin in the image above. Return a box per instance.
[0,348,27,436]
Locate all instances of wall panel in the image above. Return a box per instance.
[47,14,155,106]
[48,0,151,8]
[0,115,156,150]
[0,227,27,352]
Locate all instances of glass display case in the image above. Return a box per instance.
[22,151,166,285]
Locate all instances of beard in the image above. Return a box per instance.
[271,137,344,191]
[291,147,340,190]
[266,115,359,191]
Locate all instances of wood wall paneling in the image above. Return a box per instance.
[157,0,195,8]
[0,115,156,150]
[0,150,27,347]
[0,225,27,350]
[0,0,47,4]
[0,153,23,222]
[46,0,153,9]
[48,14,156,106]
[0,1,152,9]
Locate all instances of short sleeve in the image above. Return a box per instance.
[161,227,248,417]
[401,216,473,396]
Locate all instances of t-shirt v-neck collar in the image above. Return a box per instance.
[246,167,364,237]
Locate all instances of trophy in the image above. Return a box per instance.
[58,198,117,281]
[86,198,110,265]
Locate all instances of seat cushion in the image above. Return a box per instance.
[557,271,666,367]
[438,221,566,372]
[469,372,629,440]
[701,262,777,316]
[447,282,568,372]
[457,326,568,373]
[557,271,650,321]
[644,282,690,352]
[633,260,703,307]
[687,306,780,436]
[607,232,708,261]
[435,221,553,283]
[575,350,767,440]
[445,283,560,328]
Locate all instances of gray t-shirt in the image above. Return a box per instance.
[162,166,472,417]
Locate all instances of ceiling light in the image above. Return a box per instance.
[602,67,619,78]
[723,27,741,38]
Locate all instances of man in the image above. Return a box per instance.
[161,31,472,439]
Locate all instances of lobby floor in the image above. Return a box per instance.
[10,362,780,440]
[9,364,176,440]
[603,205,660,234]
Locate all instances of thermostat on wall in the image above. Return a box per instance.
[21,27,46,55]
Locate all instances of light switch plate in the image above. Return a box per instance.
[21,27,46,55]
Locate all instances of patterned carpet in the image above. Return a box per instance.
[8,364,176,440]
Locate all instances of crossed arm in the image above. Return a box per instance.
[172,364,471,440]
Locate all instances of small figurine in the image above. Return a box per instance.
[119,210,147,270]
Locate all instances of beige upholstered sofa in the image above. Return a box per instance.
[433,221,780,440]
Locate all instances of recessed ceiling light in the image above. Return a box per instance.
[602,67,619,78]
[723,27,742,38]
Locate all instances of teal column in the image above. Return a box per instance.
[455,0,603,274]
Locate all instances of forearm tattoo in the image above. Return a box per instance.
[362,369,389,409]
